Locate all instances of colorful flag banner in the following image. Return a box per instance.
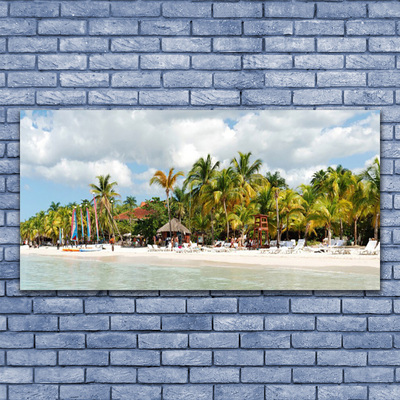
[93,197,99,242]
[86,208,91,241]
[80,207,84,239]
[71,209,78,241]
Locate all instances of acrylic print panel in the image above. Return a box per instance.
[20,110,380,290]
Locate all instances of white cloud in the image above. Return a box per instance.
[20,110,380,192]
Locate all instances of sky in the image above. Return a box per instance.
[20,109,380,221]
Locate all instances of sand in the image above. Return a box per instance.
[20,245,379,275]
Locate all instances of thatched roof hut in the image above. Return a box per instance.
[157,218,191,235]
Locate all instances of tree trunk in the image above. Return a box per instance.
[275,190,280,248]
[210,208,215,246]
[340,218,343,240]
[374,213,379,240]
[354,218,358,246]
[166,190,172,238]
[327,225,332,246]
[304,222,310,246]
[286,216,289,241]
[223,201,229,240]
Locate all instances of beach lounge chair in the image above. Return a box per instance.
[289,239,305,254]
[373,242,380,255]
[147,244,154,252]
[360,240,378,255]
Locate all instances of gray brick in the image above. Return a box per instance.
[265,315,315,331]
[369,3,400,18]
[292,298,341,313]
[0,19,36,36]
[163,3,210,18]
[187,298,237,313]
[86,367,137,383]
[139,333,187,349]
[293,367,342,383]
[11,2,59,17]
[0,55,35,70]
[89,19,138,35]
[162,350,211,366]
[190,367,239,383]
[141,54,189,70]
[162,38,211,53]
[242,367,291,383]
[318,71,366,87]
[318,350,366,366]
[242,89,291,105]
[163,71,211,88]
[265,2,314,18]
[292,333,341,349]
[347,20,395,36]
[7,349,56,366]
[37,90,86,105]
[265,350,315,366]
[9,37,57,53]
[111,350,159,366]
[343,333,392,349]
[296,55,344,69]
[36,333,85,349]
[369,316,400,331]
[213,3,262,18]
[370,38,400,53]
[318,38,366,53]
[239,297,289,313]
[317,316,367,331]
[8,315,57,331]
[60,385,110,400]
[35,367,84,383]
[85,298,135,313]
[241,333,290,349]
[0,367,32,383]
[9,385,58,399]
[265,386,316,400]
[163,385,212,400]
[111,38,160,53]
[90,89,138,104]
[112,385,161,400]
[265,72,315,88]
[39,20,86,35]
[295,20,344,36]
[345,367,393,383]
[59,350,109,366]
[62,2,110,17]
[141,21,189,36]
[38,55,87,70]
[317,3,366,19]
[111,315,160,330]
[318,386,367,400]
[60,72,109,88]
[191,90,239,106]
[346,55,395,69]
[140,90,188,106]
[345,89,393,105]
[244,21,292,36]
[90,54,138,70]
[214,38,262,53]
[343,299,391,314]
[0,333,33,348]
[60,38,108,53]
[265,37,314,52]
[214,315,263,331]
[215,385,264,400]
[162,315,211,331]
[112,2,160,17]
[138,367,187,383]
[60,315,109,331]
[189,333,238,348]
[193,55,241,70]
[193,20,241,36]
[369,350,400,366]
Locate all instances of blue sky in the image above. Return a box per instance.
[20,110,380,221]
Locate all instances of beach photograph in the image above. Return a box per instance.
[20,110,380,290]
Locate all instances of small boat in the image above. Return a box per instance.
[79,248,102,252]
[62,249,80,252]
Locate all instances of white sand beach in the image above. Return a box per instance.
[21,245,379,275]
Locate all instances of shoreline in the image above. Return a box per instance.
[21,245,380,275]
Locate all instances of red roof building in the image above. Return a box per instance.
[114,202,153,221]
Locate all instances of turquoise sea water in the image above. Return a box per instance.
[20,254,380,291]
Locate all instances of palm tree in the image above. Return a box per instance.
[279,189,304,241]
[309,197,351,246]
[184,155,220,244]
[89,174,121,240]
[123,196,137,210]
[348,178,367,246]
[171,186,187,223]
[361,157,380,240]
[311,169,328,195]
[150,168,184,238]
[231,151,262,202]
[192,212,210,245]
[229,203,255,246]
[201,167,241,240]
[48,201,61,213]
[299,184,319,245]
[266,171,287,247]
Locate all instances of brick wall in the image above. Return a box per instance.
[0,1,399,399]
